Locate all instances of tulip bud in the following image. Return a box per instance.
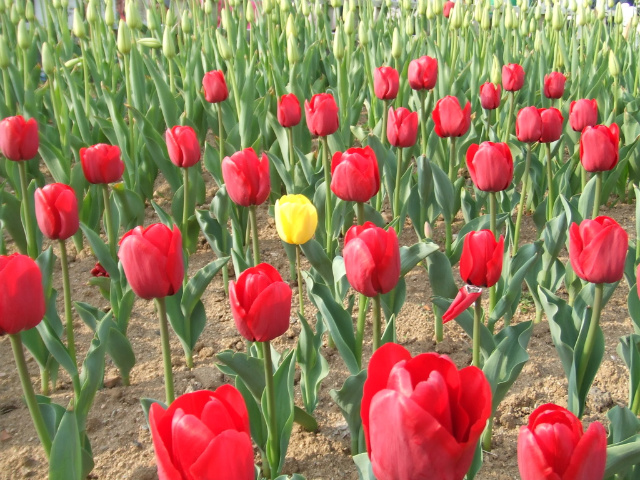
[52,0,61,8]
[126,0,143,30]
[263,0,273,13]
[569,0,577,10]
[552,2,563,30]
[504,3,514,29]
[61,0,69,8]
[204,0,213,13]
[301,0,310,15]
[519,16,528,36]
[349,0,357,11]
[614,3,622,24]
[529,17,536,33]
[474,0,482,21]
[15,0,24,16]
[632,13,638,28]
[426,0,434,19]
[165,6,176,26]
[481,6,491,30]
[0,36,10,69]
[117,20,132,55]
[314,0,322,16]
[73,9,87,39]
[287,36,300,64]
[402,0,411,10]
[105,0,115,27]
[596,0,605,20]
[608,50,620,77]
[181,10,192,33]
[281,0,291,13]
[391,27,401,59]
[490,55,501,84]
[41,42,55,75]
[216,30,232,60]
[138,37,162,48]
[25,0,34,21]
[385,0,392,8]
[221,7,232,30]
[534,30,543,51]
[494,0,502,8]
[17,19,30,50]
[146,8,158,31]
[534,3,541,19]
[424,222,432,239]
[86,0,99,24]
[418,0,426,15]
[463,10,471,28]
[333,25,345,61]
[286,13,296,37]
[433,0,443,14]
[492,7,500,28]
[9,4,18,24]
[359,20,369,45]
[162,23,176,58]
[450,2,463,29]
[521,0,528,11]
[345,10,356,34]
[608,0,613,7]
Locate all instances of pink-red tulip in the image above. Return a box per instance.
[34,183,79,241]
[580,124,620,173]
[569,216,628,284]
[80,144,125,184]
[304,93,339,137]
[0,254,46,335]
[443,1,455,17]
[518,403,606,480]
[570,99,598,132]
[277,93,301,128]
[539,108,564,143]
[479,82,501,110]
[361,343,492,480]
[229,263,292,342]
[516,107,543,143]
[202,70,229,104]
[432,96,471,138]
[466,142,514,192]
[149,385,254,480]
[331,146,380,203]
[118,224,184,300]
[166,126,201,168]
[442,285,482,323]
[408,56,438,91]
[387,107,419,148]
[460,230,504,288]
[0,115,39,161]
[543,72,566,99]
[221,148,270,207]
[502,64,525,92]
[343,222,400,298]
[374,66,400,100]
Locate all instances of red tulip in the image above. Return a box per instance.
[277,93,301,128]
[432,96,471,138]
[149,385,254,480]
[166,126,201,168]
[518,403,606,480]
[361,343,492,480]
[331,146,380,203]
[443,1,455,17]
[466,142,514,192]
[569,216,628,284]
[304,93,339,137]
[387,107,419,148]
[80,144,125,184]
[0,254,46,335]
[570,99,598,132]
[502,63,525,92]
[516,107,543,143]
[539,107,564,143]
[442,285,482,323]
[343,222,400,298]
[460,230,504,288]
[373,66,400,100]
[408,56,438,91]
[91,262,109,278]
[0,115,38,161]
[580,124,619,173]
[118,224,184,300]
[221,148,270,207]
[34,183,79,241]
[479,82,501,110]
[543,72,566,99]
[202,70,229,104]
[229,263,292,342]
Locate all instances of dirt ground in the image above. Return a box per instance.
[0,176,634,480]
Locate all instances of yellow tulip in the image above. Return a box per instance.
[275,195,318,245]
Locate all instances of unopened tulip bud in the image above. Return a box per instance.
[105,0,115,26]
[534,3,541,19]
[569,0,576,10]
[301,0,310,15]
[424,222,433,239]
[15,0,24,15]
[181,10,192,33]
[534,30,543,51]
[281,0,291,13]
[528,17,536,33]
[146,8,158,31]
[52,0,61,8]
[614,3,622,24]
[490,55,501,84]
[596,0,605,19]
[0,36,9,69]
[504,3,514,28]
[492,8,500,28]
[117,19,132,54]
[426,1,435,19]
[41,42,55,75]
[521,0,528,11]
[608,0,613,7]
[359,20,369,45]
[17,19,30,50]
[73,9,87,39]
[216,30,232,60]
[450,2,463,28]
[286,13,296,37]
[481,6,491,29]
[204,0,213,13]
[263,0,273,13]
[519,17,528,35]
[391,27,401,59]
[406,15,415,34]
[345,10,356,34]
[552,2,563,30]
[287,36,300,64]
[25,0,34,20]
[333,25,345,60]
[86,0,99,24]
[433,0,443,14]
[402,0,411,10]
[10,5,19,25]
[576,4,585,25]
[162,23,176,58]
[61,0,68,8]
[126,0,143,30]
[632,14,638,28]
[418,0,426,15]
[330,0,342,7]
[609,50,620,77]
[221,7,232,29]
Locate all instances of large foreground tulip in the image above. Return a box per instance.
[0,254,45,335]
[466,142,513,192]
[570,99,598,132]
[304,93,339,137]
[149,386,254,480]
[580,124,619,173]
[432,96,471,138]
[0,115,38,161]
[80,144,124,184]
[408,56,438,91]
[34,183,79,241]
[222,148,270,207]
[331,146,380,203]
[461,230,504,288]
[202,70,229,104]
[374,66,399,100]
[518,404,606,480]
[275,194,318,245]
[362,343,492,480]
[502,63,525,91]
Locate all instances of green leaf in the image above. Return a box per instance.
[182,258,229,317]
[106,327,136,381]
[49,411,82,480]
[399,241,439,277]
[36,319,78,378]
[139,398,167,425]
[353,453,376,480]
[80,223,119,281]
[329,370,367,455]
[216,350,266,401]
[432,163,455,222]
[300,240,335,288]
[296,313,329,413]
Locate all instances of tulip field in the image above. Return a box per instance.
[4,0,640,478]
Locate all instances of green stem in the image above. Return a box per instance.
[3,69,12,113]
[296,245,304,317]
[249,205,261,266]
[80,40,91,117]
[58,240,77,370]
[372,294,381,353]
[155,297,175,405]
[23,49,29,110]
[182,167,190,252]
[286,127,295,185]
[420,90,429,156]
[577,283,604,388]
[445,220,453,257]
[321,136,332,257]
[435,307,443,343]
[489,192,498,312]
[483,416,493,451]
[504,91,515,143]
[40,367,50,396]
[101,184,117,259]
[393,147,403,218]
[354,202,368,366]
[169,59,175,96]
[448,136,457,184]
[18,162,37,259]
[228,60,243,126]
[593,171,602,219]
[512,143,532,256]
[262,341,280,478]
[473,295,482,368]
[546,143,554,221]
[9,334,52,458]
[380,99,389,146]
[123,54,136,189]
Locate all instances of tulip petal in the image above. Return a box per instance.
[245,282,292,342]
[206,384,251,436]
[149,403,184,480]
[442,286,482,323]
[517,426,562,480]
[171,409,216,476]
[562,422,607,480]
[0,254,45,334]
[188,430,255,480]
[119,233,170,299]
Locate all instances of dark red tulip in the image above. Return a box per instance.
[229,263,292,342]
[343,222,400,298]
[580,124,619,173]
[442,285,482,323]
[202,70,229,104]
[361,343,492,480]
[479,82,501,110]
[221,148,270,207]
[149,385,254,480]
[518,403,606,480]
[80,144,125,184]
[277,93,301,128]
[0,254,46,335]
[118,224,184,300]
[569,99,598,132]
[502,63,525,92]
[543,72,567,99]
[304,93,339,137]
[331,146,380,203]
[408,56,438,91]
[34,183,79,241]
[539,108,564,143]
[373,66,400,100]
[166,126,201,168]
[0,115,39,161]
[569,216,628,284]
[516,107,543,143]
[460,230,504,288]
[432,96,471,138]
[387,107,419,148]
[443,1,455,17]
[91,262,109,278]
[466,142,514,192]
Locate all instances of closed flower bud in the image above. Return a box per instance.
[490,55,501,85]
[125,0,143,30]
[534,3,542,19]
[162,25,176,58]
[516,107,543,143]
[608,50,620,77]
[217,31,232,60]
[287,36,300,65]
[504,3,514,28]
[301,0,310,15]
[461,230,504,287]
[391,27,401,59]
[10,4,19,25]
[0,36,10,69]
[275,194,318,245]
[73,8,87,39]
[86,0,98,24]
[0,115,39,161]
[331,146,380,203]
[286,13,296,37]
[449,2,463,28]
[181,10,192,34]
[17,19,31,50]
[105,0,115,26]
[166,126,201,168]
[570,99,598,132]
[80,144,124,184]
[35,183,79,241]
[552,2,563,30]
[333,25,345,61]
[432,96,471,138]
[529,17,537,33]
[388,107,419,148]
[281,0,291,13]
[117,20,132,55]
[359,20,369,45]
[222,148,271,207]
[0,254,46,335]
[263,0,273,13]
[345,10,356,34]
[580,124,619,173]
[25,0,34,21]
[539,107,564,143]
[277,93,301,128]
[481,6,491,30]
[544,72,566,99]
[305,93,339,137]
[203,70,229,103]
[41,42,54,75]
[466,142,514,192]
[374,66,399,100]
[479,82,501,110]
[247,2,255,22]
[418,0,427,15]
[426,0,435,19]
[204,0,213,14]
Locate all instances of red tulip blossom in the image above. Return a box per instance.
[374,66,400,100]
[331,146,380,203]
[543,72,566,99]
[221,148,271,207]
[304,93,339,137]
[466,142,514,192]
[91,262,109,278]
[408,56,438,91]
[460,230,504,288]
[387,107,419,148]
[0,115,38,161]
[166,126,201,168]
[580,124,619,173]
[277,93,302,128]
[516,107,543,143]
[432,96,471,138]
[539,108,564,143]
[502,63,525,92]
[34,183,79,241]
[479,82,501,110]
[202,70,229,104]
[443,1,455,17]
[569,99,598,132]
[80,144,125,184]
[0,254,46,335]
